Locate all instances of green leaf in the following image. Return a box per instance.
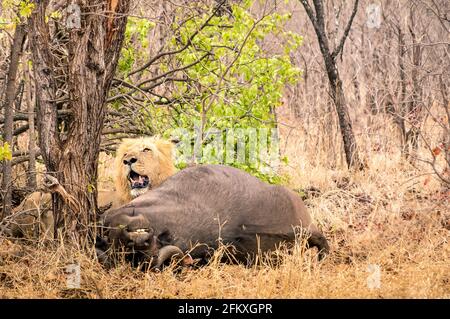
[116,0,302,183]
[0,142,13,161]
[87,183,95,193]
[19,0,35,19]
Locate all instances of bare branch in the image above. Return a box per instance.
[299,0,318,28]
[136,53,210,88]
[127,1,226,76]
[331,0,360,60]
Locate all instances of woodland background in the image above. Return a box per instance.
[0,0,449,298]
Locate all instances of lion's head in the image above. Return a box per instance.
[114,137,176,204]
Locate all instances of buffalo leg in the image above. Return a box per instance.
[307,231,330,260]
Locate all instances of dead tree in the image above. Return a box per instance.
[404,5,424,161]
[299,0,365,170]
[1,23,26,217]
[28,0,131,239]
[25,59,37,189]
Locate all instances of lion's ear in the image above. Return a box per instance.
[154,139,175,160]
[115,138,133,158]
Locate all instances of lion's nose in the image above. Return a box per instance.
[123,157,137,165]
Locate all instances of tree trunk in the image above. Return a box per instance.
[299,0,365,170]
[29,0,131,239]
[395,24,407,155]
[405,11,423,162]
[26,60,37,189]
[1,23,26,217]
[329,72,365,170]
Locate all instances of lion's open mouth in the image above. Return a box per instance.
[128,170,150,189]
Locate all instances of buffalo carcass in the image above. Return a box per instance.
[100,164,329,268]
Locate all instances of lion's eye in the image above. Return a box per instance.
[142,148,151,152]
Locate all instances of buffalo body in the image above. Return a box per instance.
[102,164,329,266]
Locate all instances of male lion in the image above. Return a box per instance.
[114,136,176,205]
[1,136,177,239]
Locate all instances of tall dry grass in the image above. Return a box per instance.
[1,107,449,299]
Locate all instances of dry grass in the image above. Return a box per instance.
[0,193,448,299]
[1,164,448,298]
[1,111,449,299]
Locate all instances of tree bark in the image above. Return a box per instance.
[405,9,423,162]
[299,0,365,170]
[1,23,26,217]
[29,0,131,239]
[26,60,37,189]
[396,24,407,154]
